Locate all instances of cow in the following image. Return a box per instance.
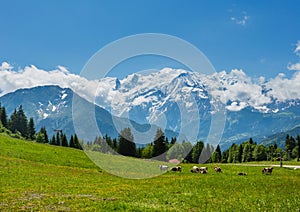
[237,172,247,176]
[191,166,200,173]
[262,167,273,174]
[214,166,222,173]
[199,167,208,174]
[171,166,182,172]
[159,165,168,171]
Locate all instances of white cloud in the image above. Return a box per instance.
[1,62,300,113]
[295,40,300,55]
[287,62,300,71]
[265,71,300,102]
[1,62,13,70]
[230,15,250,26]
[287,40,300,70]
[0,62,100,103]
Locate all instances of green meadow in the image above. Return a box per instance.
[1,134,299,211]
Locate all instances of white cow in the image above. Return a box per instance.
[199,167,208,174]
[191,166,200,173]
[159,165,169,171]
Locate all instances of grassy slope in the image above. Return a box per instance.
[1,134,300,211]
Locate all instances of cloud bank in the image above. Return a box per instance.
[1,62,300,112]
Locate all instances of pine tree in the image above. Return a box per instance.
[191,140,204,163]
[215,144,222,162]
[112,138,118,151]
[69,135,75,148]
[0,106,8,128]
[16,105,28,138]
[228,143,239,163]
[50,135,56,145]
[118,128,136,157]
[170,137,177,145]
[9,109,18,133]
[249,137,254,145]
[74,134,82,150]
[242,143,252,162]
[237,144,243,163]
[152,128,168,160]
[28,117,35,140]
[61,133,68,147]
[56,132,61,146]
[36,127,49,143]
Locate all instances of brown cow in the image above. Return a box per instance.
[214,166,222,173]
[262,167,273,174]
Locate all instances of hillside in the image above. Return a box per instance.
[1,134,300,211]
[260,126,300,148]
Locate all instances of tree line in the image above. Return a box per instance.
[1,103,299,162]
[87,127,300,163]
[222,136,300,163]
[0,104,82,150]
[85,127,222,163]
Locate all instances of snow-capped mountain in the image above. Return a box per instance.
[89,68,300,147]
[1,65,300,149]
[0,85,166,142]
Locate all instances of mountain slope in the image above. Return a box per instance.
[0,85,162,142]
[259,126,300,149]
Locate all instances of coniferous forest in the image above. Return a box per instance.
[1,103,300,163]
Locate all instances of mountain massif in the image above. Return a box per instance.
[1,68,300,149]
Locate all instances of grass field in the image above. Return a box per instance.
[1,134,300,211]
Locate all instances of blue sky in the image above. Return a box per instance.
[1,0,300,79]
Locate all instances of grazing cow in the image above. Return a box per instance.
[191,166,200,173]
[214,166,222,173]
[199,167,208,174]
[262,167,273,174]
[159,165,169,171]
[237,172,247,176]
[171,166,182,172]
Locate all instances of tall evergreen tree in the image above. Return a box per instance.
[249,137,254,144]
[28,117,35,140]
[36,127,49,143]
[237,144,243,163]
[170,137,177,145]
[242,143,252,162]
[56,132,61,146]
[274,142,278,150]
[74,134,82,150]
[191,140,204,163]
[69,135,75,148]
[16,105,28,138]
[0,106,8,128]
[228,143,239,163]
[212,144,222,163]
[112,138,118,151]
[61,133,68,147]
[9,109,18,133]
[152,128,168,160]
[50,135,56,145]
[118,128,136,157]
